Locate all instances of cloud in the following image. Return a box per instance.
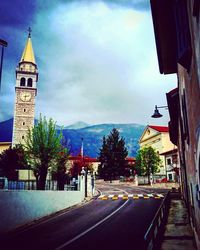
[0,0,176,127]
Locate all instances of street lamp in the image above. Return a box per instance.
[151,105,168,118]
[0,39,8,92]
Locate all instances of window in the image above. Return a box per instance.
[182,89,190,144]
[23,122,25,126]
[22,135,24,139]
[193,0,200,21]
[167,158,171,165]
[24,109,26,112]
[27,78,33,87]
[20,78,26,86]
[174,0,192,71]
[168,174,173,181]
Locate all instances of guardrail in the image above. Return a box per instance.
[144,191,170,250]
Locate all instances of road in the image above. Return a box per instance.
[2,183,166,250]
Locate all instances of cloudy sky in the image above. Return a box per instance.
[0,0,177,126]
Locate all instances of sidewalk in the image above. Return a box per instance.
[160,193,197,250]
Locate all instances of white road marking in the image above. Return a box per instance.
[157,194,164,198]
[55,199,129,250]
[98,193,163,199]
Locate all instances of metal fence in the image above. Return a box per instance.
[0,178,80,191]
[144,191,170,249]
[138,175,167,185]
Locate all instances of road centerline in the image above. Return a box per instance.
[54,199,129,250]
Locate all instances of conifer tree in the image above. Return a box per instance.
[98,128,128,180]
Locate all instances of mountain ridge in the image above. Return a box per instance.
[0,118,145,157]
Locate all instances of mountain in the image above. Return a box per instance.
[0,118,13,142]
[65,121,90,129]
[0,119,145,157]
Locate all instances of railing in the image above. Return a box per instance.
[144,191,170,250]
[0,179,79,191]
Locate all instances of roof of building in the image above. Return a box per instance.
[20,36,36,64]
[69,156,99,162]
[149,125,169,132]
[160,148,177,156]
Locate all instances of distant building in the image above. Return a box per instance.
[139,125,177,179]
[150,0,200,247]
[67,155,100,175]
[0,142,11,153]
[160,148,180,182]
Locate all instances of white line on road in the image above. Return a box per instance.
[54,199,129,250]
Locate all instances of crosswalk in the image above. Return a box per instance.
[98,193,164,200]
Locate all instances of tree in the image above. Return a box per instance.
[24,115,65,190]
[70,157,92,178]
[135,146,162,183]
[0,145,27,180]
[98,128,128,180]
[51,148,69,190]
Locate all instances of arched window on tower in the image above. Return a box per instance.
[20,78,26,86]
[27,78,33,87]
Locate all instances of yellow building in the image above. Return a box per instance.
[0,142,11,154]
[139,125,176,178]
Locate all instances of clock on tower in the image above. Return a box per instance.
[12,28,39,146]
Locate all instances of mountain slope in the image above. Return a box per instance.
[65,121,90,129]
[0,119,145,157]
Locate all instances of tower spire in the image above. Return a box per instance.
[20,27,36,65]
[28,27,32,38]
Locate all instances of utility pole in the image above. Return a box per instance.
[0,39,8,92]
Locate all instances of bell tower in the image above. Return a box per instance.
[12,28,38,146]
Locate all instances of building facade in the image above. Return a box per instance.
[160,149,180,182]
[12,31,38,146]
[139,125,176,178]
[0,142,11,154]
[150,0,200,248]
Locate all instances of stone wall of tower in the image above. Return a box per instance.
[12,87,36,146]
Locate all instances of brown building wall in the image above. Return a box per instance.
[177,2,200,246]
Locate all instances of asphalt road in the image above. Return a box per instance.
[2,185,164,250]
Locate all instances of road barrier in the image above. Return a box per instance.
[144,191,170,250]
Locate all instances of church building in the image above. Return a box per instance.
[12,29,38,146]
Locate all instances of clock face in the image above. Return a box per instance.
[20,92,31,102]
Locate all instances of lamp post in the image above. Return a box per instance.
[81,167,87,197]
[151,105,168,118]
[0,39,8,92]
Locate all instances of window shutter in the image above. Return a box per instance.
[174,0,192,71]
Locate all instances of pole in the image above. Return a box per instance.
[0,39,8,92]
[0,46,4,91]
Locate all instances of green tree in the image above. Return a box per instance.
[98,128,128,180]
[0,145,27,180]
[51,148,69,190]
[135,146,162,183]
[24,115,65,190]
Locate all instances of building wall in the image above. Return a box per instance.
[178,41,200,248]
[161,133,176,152]
[0,188,85,233]
[150,1,200,248]
[0,143,11,153]
[176,3,200,245]
[139,127,176,175]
